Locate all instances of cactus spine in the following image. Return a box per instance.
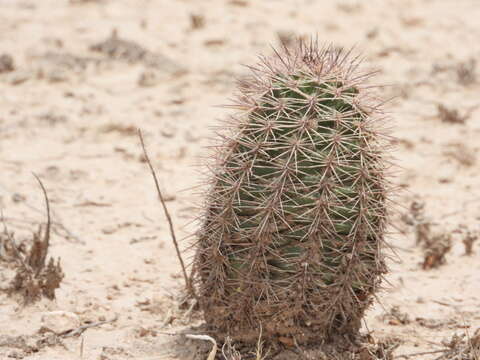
[194,41,390,345]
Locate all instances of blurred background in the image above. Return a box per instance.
[1,0,479,359]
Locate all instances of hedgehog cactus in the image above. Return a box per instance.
[194,41,391,345]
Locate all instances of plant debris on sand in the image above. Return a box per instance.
[1,176,64,304]
[432,328,480,360]
[177,331,400,360]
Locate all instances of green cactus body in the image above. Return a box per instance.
[195,42,389,345]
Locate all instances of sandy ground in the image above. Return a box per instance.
[1,0,480,359]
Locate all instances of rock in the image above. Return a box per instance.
[40,311,80,334]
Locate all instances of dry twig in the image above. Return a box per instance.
[61,315,118,338]
[185,334,217,360]
[0,181,83,244]
[138,129,196,299]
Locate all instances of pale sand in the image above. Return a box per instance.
[1,0,480,358]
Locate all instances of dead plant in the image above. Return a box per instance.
[437,104,478,124]
[456,58,477,86]
[190,14,205,30]
[380,306,410,326]
[422,232,452,270]
[2,175,64,304]
[433,328,480,360]
[401,200,431,246]
[357,336,401,360]
[444,143,476,167]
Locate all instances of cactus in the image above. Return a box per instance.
[194,41,391,345]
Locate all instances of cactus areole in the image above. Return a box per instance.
[194,41,390,345]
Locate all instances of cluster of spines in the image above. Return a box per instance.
[194,41,392,344]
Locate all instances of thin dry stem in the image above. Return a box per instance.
[138,129,196,299]
[62,314,118,338]
[32,173,51,275]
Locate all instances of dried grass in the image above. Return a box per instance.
[437,104,478,124]
[422,232,452,270]
[433,328,480,360]
[2,175,64,304]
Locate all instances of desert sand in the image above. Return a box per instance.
[1,0,480,359]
